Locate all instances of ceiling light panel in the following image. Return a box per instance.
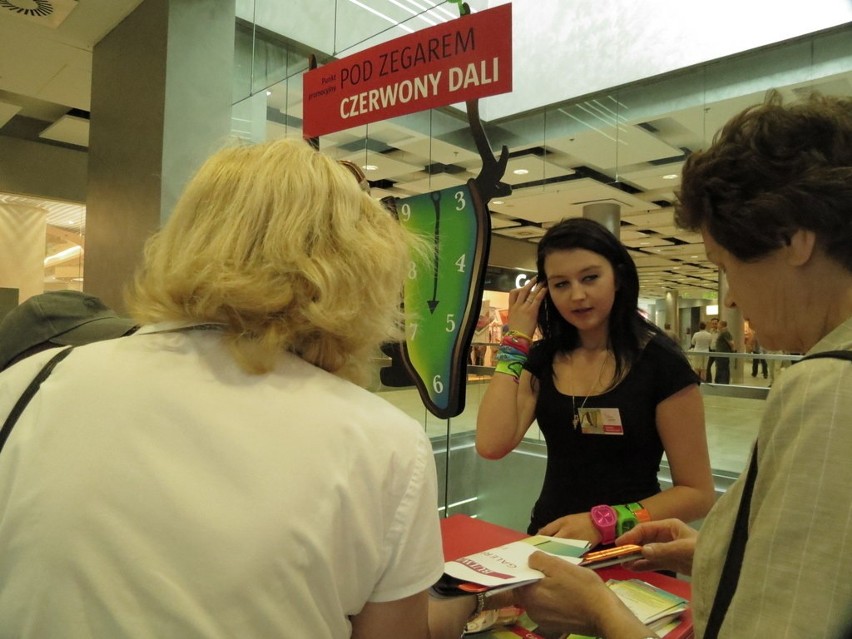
[620,208,678,227]
[502,154,575,185]
[622,236,673,248]
[547,120,684,171]
[402,172,467,192]
[39,113,89,147]
[489,214,522,229]
[494,225,546,240]
[0,100,21,127]
[339,149,422,180]
[393,135,480,165]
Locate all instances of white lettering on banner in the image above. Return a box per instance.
[339,71,443,120]
[448,57,499,92]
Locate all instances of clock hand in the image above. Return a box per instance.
[428,190,442,314]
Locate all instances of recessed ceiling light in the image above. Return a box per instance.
[362,164,378,171]
[266,90,272,96]
[513,169,529,175]
[662,174,678,180]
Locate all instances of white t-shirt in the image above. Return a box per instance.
[0,326,444,638]
[691,329,713,351]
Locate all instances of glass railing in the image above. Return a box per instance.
[372,348,803,528]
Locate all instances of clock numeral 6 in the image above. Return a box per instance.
[432,375,444,394]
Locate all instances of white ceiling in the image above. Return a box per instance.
[1,1,850,301]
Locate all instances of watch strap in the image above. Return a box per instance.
[612,504,639,536]
[625,501,651,523]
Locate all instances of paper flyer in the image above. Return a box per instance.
[443,535,589,588]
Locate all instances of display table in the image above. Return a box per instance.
[440,514,694,639]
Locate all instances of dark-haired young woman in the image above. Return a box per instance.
[476,217,714,543]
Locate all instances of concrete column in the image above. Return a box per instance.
[665,289,679,335]
[583,202,620,238]
[84,0,235,312]
[718,271,744,383]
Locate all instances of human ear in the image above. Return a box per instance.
[786,229,816,267]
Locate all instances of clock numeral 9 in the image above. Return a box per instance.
[400,202,412,221]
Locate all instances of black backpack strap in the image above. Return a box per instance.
[0,347,74,454]
[794,350,852,364]
[704,443,759,639]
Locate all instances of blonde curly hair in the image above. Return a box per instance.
[127,137,418,385]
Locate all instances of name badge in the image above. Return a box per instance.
[578,408,624,435]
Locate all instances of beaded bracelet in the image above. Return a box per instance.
[506,329,533,342]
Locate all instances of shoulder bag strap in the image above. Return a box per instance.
[704,349,850,636]
[794,350,852,364]
[703,443,759,639]
[0,346,74,454]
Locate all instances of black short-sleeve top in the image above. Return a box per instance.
[523,334,698,532]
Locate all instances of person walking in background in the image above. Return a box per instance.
[690,321,713,381]
[712,319,735,384]
[750,331,768,379]
[706,316,720,382]
[663,323,679,346]
[0,138,483,638]
[476,217,714,546]
[515,91,852,639]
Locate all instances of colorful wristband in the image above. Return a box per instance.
[506,329,533,342]
[625,501,651,523]
[498,338,530,357]
[494,359,524,382]
[612,504,639,536]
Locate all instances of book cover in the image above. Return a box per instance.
[434,535,590,596]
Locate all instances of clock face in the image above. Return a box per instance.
[394,181,490,419]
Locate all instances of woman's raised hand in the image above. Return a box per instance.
[507,279,546,338]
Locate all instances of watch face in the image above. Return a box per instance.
[591,505,617,526]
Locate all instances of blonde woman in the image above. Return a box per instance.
[0,139,481,637]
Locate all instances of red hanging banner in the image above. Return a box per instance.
[302,3,512,138]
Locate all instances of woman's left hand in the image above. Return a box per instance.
[537,513,601,545]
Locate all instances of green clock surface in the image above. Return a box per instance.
[394,180,490,419]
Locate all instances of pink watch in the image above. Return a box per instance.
[590,504,617,545]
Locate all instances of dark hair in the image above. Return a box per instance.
[534,218,666,384]
[676,91,852,271]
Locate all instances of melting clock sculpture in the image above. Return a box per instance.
[309,2,511,419]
